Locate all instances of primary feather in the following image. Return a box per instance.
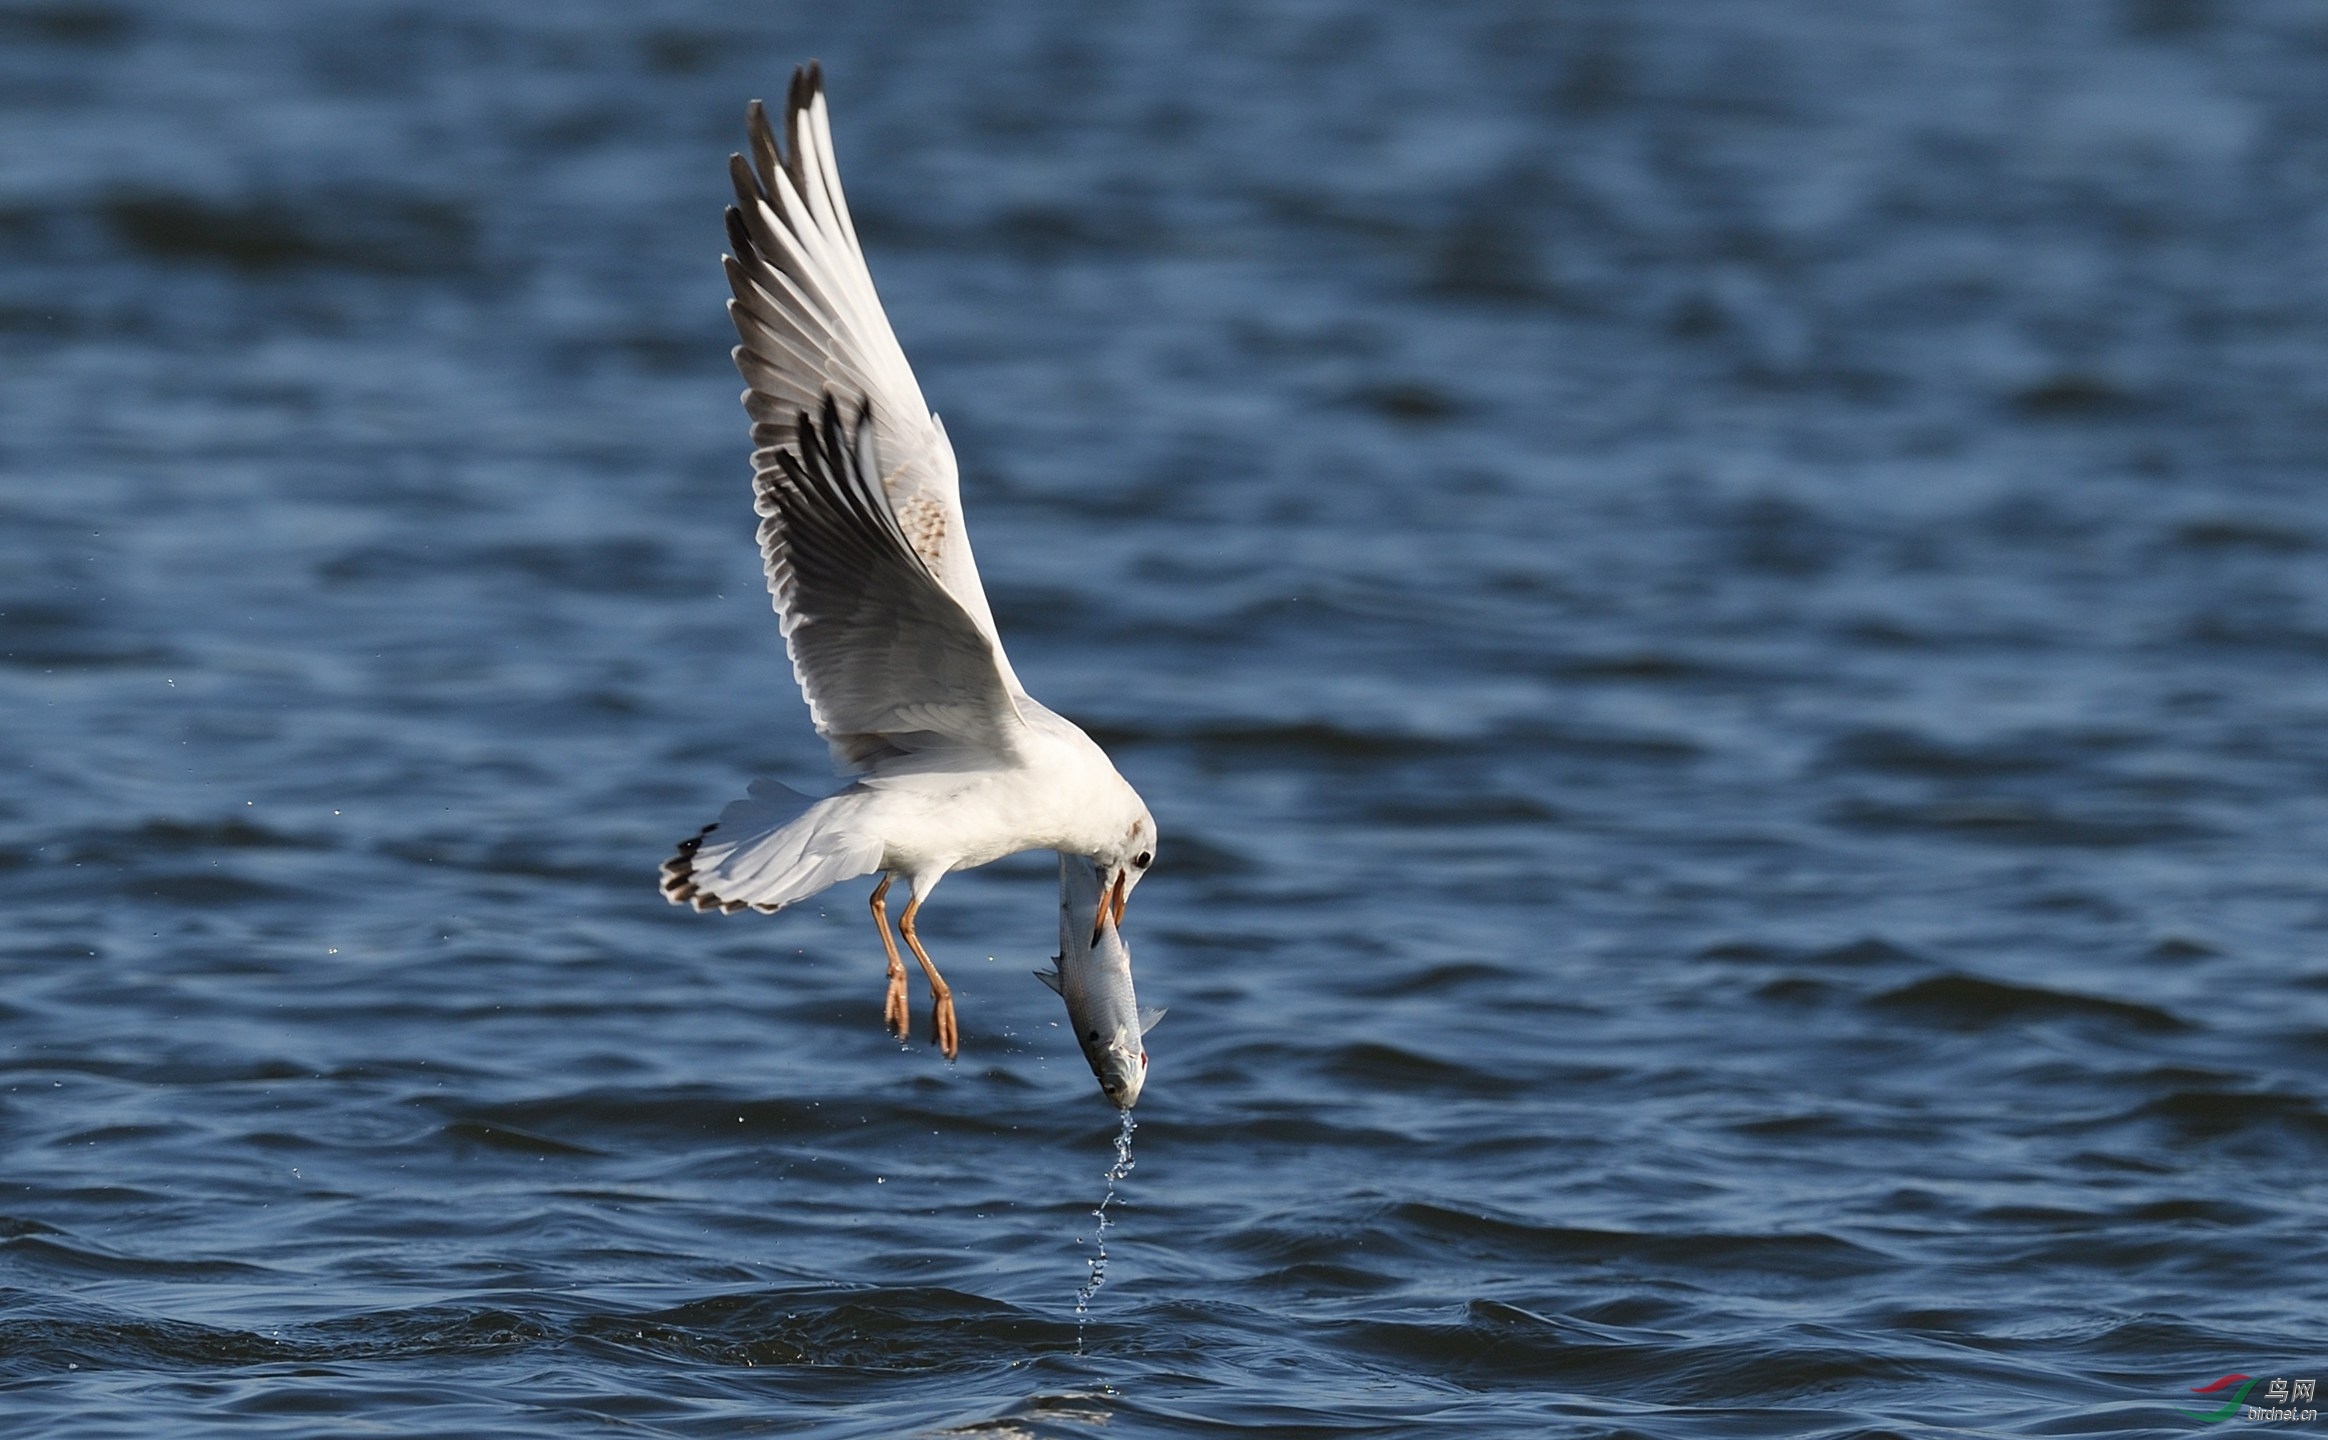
[726,63,1024,775]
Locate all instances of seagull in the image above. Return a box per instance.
[659,64,1157,1062]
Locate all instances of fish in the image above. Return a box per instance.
[1037,856,1163,1109]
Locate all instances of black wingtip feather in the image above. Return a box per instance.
[727,152,765,211]
[779,63,825,196]
[747,105,783,207]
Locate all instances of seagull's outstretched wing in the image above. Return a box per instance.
[726,65,1024,767]
[755,395,1026,765]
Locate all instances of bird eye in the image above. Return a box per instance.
[1133,851,1152,868]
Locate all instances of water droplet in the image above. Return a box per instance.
[1073,1108,1137,1354]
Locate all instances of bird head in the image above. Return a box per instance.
[1095,810,1157,932]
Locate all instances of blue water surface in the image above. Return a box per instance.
[4,2,2327,1434]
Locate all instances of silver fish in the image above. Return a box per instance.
[1037,856,1163,1109]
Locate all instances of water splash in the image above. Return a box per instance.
[1072,1108,1137,1353]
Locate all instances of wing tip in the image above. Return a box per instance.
[790,60,824,121]
[726,157,761,214]
[744,61,826,200]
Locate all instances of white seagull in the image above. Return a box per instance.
[660,64,1158,1062]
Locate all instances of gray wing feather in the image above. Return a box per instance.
[756,395,1023,760]
[723,65,1028,768]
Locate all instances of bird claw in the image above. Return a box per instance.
[883,970,910,1041]
[930,992,959,1061]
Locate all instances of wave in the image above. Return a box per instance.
[1867,974,2189,1033]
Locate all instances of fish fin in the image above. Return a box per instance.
[1033,964,1062,995]
[1139,1006,1167,1034]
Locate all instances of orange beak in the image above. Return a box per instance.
[1092,868,1130,945]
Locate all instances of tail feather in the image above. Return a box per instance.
[660,779,882,913]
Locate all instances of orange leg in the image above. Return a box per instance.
[869,876,909,1041]
[897,895,958,1060]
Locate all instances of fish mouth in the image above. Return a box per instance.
[1099,1074,1143,1109]
[1094,1046,1146,1109]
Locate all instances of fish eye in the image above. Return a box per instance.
[1133,851,1151,868]
[1086,1029,1101,1042]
